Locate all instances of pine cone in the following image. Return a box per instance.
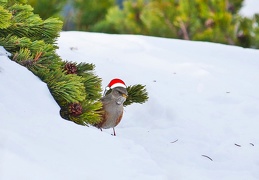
[21,60,34,67]
[68,103,83,116]
[64,62,77,74]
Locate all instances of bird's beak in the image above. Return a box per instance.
[122,93,128,98]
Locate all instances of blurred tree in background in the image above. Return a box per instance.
[252,15,259,48]
[92,0,147,34]
[93,0,245,46]
[72,0,115,31]
[235,14,259,48]
[27,0,67,19]
[26,0,259,49]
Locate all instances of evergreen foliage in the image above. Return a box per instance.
[29,0,256,49]
[253,14,259,48]
[94,0,240,45]
[0,6,11,28]
[73,0,115,31]
[27,0,257,49]
[0,0,149,126]
[93,0,147,34]
[124,85,148,106]
[90,0,259,49]
[235,14,259,48]
[27,0,66,19]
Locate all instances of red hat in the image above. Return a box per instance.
[106,78,126,90]
[103,78,126,96]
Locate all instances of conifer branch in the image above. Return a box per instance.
[124,84,148,106]
[0,0,149,127]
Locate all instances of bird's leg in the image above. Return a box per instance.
[113,128,116,136]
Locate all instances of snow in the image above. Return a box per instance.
[0,46,11,57]
[1,31,259,180]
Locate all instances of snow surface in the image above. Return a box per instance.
[0,46,11,57]
[1,31,259,180]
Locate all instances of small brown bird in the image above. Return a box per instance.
[96,78,128,136]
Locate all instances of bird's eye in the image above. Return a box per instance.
[116,90,121,94]
[114,90,120,95]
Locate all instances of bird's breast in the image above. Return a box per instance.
[101,103,124,129]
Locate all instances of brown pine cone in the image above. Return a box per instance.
[68,103,83,116]
[64,62,77,74]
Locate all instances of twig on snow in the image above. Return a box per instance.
[234,143,241,147]
[201,155,213,161]
[170,139,178,143]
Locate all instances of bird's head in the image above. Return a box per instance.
[104,78,128,105]
[111,86,128,105]
[111,86,127,97]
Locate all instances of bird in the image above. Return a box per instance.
[95,78,128,136]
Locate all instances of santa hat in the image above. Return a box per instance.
[107,78,126,89]
[103,78,126,95]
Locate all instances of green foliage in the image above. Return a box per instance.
[0,6,11,28]
[124,84,148,106]
[61,61,103,101]
[235,16,252,48]
[19,0,257,48]
[74,101,103,125]
[235,14,259,48]
[1,35,57,60]
[45,70,86,104]
[93,0,148,34]
[73,0,115,31]
[88,0,259,49]
[74,62,102,101]
[60,101,103,126]
[252,14,259,48]
[141,0,237,44]
[0,3,63,44]
[227,0,244,14]
[141,1,178,38]
[27,0,66,19]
